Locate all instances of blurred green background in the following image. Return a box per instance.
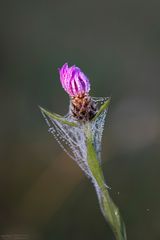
[0,0,160,239]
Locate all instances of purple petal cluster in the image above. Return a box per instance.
[59,63,90,97]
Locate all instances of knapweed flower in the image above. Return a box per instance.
[59,63,90,97]
[59,63,96,121]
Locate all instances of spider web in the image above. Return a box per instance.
[91,97,109,163]
[41,97,108,178]
[41,110,91,177]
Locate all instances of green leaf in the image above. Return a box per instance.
[92,97,111,121]
[39,106,78,127]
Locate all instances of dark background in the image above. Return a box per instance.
[0,1,160,239]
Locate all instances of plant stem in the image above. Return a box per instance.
[85,123,127,240]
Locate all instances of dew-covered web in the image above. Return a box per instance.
[41,110,91,177]
[41,97,108,179]
[91,97,109,163]
[89,97,109,197]
[41,97,110,222]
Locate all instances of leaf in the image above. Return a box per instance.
[39,106,78,127]
[92,97,111,121]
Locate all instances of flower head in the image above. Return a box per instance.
[59,63,90,97]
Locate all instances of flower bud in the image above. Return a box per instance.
[59,63,90,97]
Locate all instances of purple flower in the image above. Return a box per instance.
[59,63,90,97]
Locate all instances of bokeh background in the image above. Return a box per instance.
[0,1,160,239]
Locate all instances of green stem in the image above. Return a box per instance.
[84,123,127,240]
